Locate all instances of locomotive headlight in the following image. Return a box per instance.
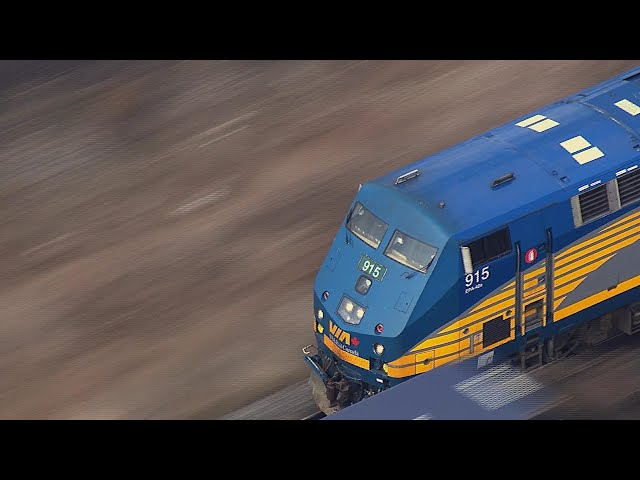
[317,309,324,320]
[374,343,385,356]
[317,322,324,334]
[337,295,366,325]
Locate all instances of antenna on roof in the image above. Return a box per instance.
[395,169,420,185]
[491,172,515,189]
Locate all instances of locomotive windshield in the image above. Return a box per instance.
[384,230,438,272]
[346,202,389,249]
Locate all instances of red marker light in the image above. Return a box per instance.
[375,323,384,334]
[524,248,538,264]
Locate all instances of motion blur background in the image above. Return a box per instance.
[1,60,638,419]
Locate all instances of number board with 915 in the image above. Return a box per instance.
[357,255,387,281]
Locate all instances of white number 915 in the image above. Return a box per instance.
[465,266,490,287]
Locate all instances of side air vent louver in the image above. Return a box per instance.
[618,168,640,207]
[482,315,510,349]
[578,183,610,223]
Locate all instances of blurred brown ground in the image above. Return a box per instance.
[0,60,638,419]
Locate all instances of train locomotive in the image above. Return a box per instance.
[303,65,640,414]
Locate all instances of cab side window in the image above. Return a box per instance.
[465,228,511,267]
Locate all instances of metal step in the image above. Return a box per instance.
[521,336,543,372]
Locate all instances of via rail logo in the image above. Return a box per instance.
[524,247,538,264]
[328,320,361,357]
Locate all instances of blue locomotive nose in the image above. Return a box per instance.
[306,180,449,413]
[312,187,447,363]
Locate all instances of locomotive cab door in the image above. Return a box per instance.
[460,227,517,364]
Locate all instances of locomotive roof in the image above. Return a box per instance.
[373,66,640,234]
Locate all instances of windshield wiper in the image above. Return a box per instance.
[345,206,354,245]
[405,254,435,279]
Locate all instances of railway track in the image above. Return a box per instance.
[220,379,319,420]
[302,411,326,420]
[528,334,640,419]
